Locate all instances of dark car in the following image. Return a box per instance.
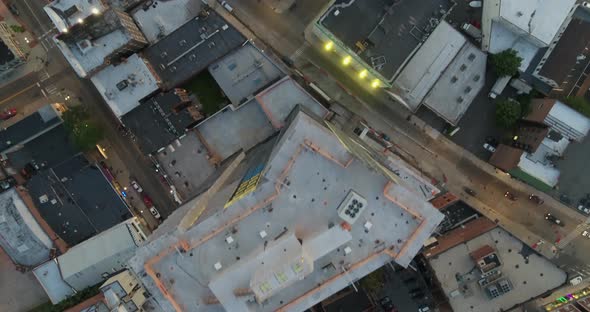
[529,194,544,205]
[142,194,153,207]
[463,187,477,196]
[504,191,517,201]
[379,296,396,311]
[545,213,564,226]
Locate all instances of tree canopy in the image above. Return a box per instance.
[62,106,104,151]
[495,99,521,129]
[491,49,523,77]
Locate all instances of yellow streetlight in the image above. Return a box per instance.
[358,69,368,79]
[91,7,100,15]
[324,41,333,51]
[342,55,352,66]
[371,79,380,89]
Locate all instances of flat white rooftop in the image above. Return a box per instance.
[54,29,131,78]
[423,42,487,126]
[32,260,74,304]
[430,227,566,312]
[393,21,466,111]
[44,0,107,32]
[132,0,203,44]
[129,110,443,312]
[488,22,539,71]
[91,54,160,118]
[498,0,575,45]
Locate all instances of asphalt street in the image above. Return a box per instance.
[221,0,590,278]
[1,1,177,221]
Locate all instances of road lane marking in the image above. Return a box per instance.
[41,89,47,98]
[0,83,37,105]
[23,0,48,33]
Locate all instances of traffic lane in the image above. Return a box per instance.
[13,0,55,35]
[74,77,177,217]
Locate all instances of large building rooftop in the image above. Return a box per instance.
[121,89,202,154]
[0,104,61,154]
[131,0,203,44]
[393,21,486,125]
[129,109,444,312]
[209,42,284,105]
[0,188,52,267]
[429,226,566,312]
[7,124,79,172]
[91,53,160,118]
[27,154,132,245]
[155,77,330,200]
[143,9,245,89]
[317,0,453,81]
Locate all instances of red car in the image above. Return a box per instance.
[0,108,17,120]
[142,194,153,207]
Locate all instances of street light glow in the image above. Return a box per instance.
[371,79,380,89]
[324,41,333,51]
[91,7,100,15]
[342,55,352,66]
[358,69,368,79]
[62,28,68,33]
[78,18,83,24]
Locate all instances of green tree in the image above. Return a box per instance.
[491,49,523,77]
[9,25,25,33]
[62,106,104,151]
[495,99,521,129]
[565,96,590,118]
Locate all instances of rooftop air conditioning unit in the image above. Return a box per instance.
[337,190,367,225]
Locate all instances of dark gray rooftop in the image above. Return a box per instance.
[7,125,79,171]
[122,90,202,154]
[0,105,61,153]
[144,9,245,89]
[319,0,453,80]
[0,40,15,66]
[27,154,132,245]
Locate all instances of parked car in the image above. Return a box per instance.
[0,108,17,120]
[578,205,590,214]
[483,143,496,153]
[504,191,516,201]
[142,194,153,207]
[582,230,590,238]
[464,187,477,196]
[529,194,544,205]
[379,296,396,311]
[149,206,161,219]
[545,213,564,226]
[131,180,143,193]
[8,3,20,16]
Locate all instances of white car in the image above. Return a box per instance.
[583,2,590,9]
[149,207,161,219]
[131,180,142,193]
[578,205,590,214]
[483,143,496,153]
[582,230,590,238]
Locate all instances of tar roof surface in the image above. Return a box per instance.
[144,9,245,89]
[130,110,443,312]
[0,104,61,153]
[122,90,200,154]
[429,227,566,312]
[7,124,79,171]
[0,40,15,65]
[319,0,453,80]
[538,9,590,92]
[27,155,132,245]
[209,43,284,105]
[132,0,203,44]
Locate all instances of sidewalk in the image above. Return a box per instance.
[85,141,159,233]
[0,0,48,87]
